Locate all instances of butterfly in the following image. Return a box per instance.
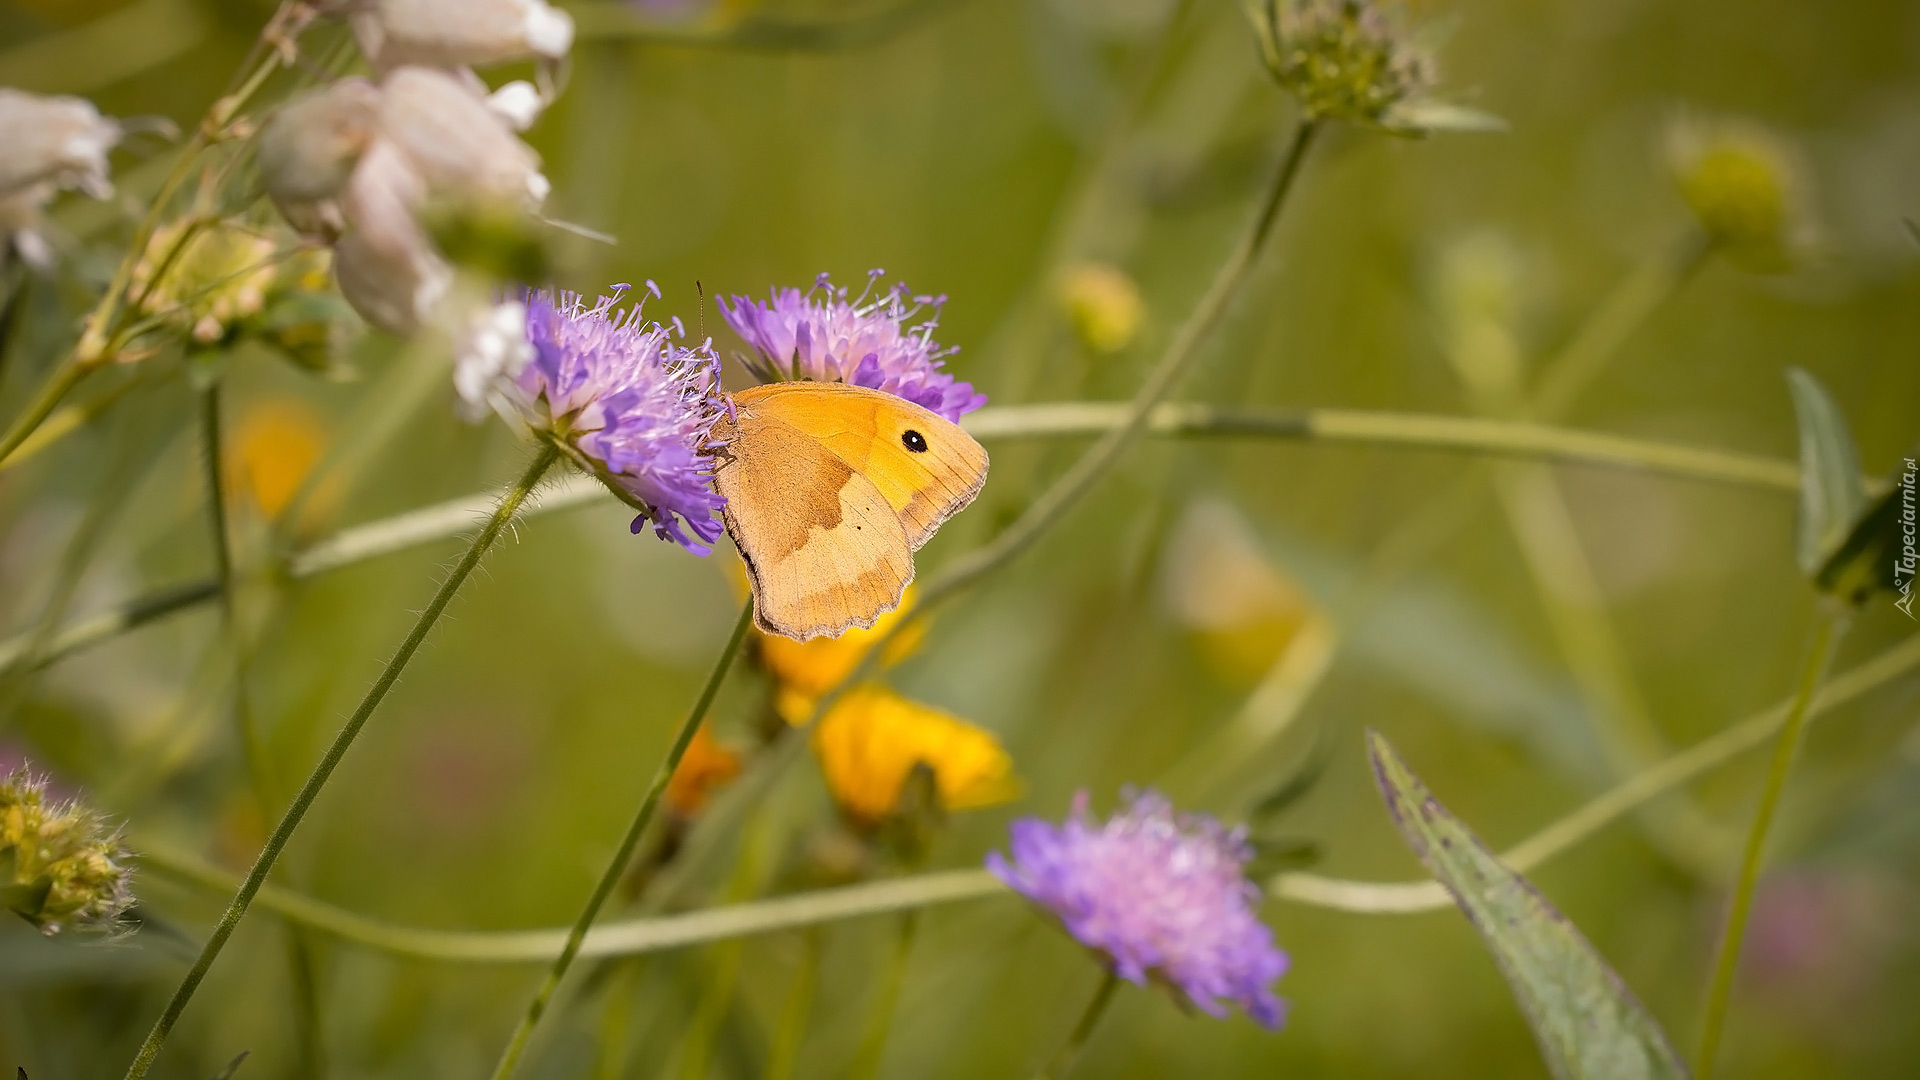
[712,381,989,640]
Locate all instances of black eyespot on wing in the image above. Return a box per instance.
[902,429,928,453]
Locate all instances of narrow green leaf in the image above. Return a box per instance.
[1786,368,1866,577]
[1366,730,1689,1080]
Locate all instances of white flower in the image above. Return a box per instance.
[352,0,574,73]
[258,78,383,239]
[0,88,122,267]
[333,139,449,335]
[375,67,548,209]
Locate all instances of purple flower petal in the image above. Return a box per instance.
[718,273,986,421]
[988,789,1289,1029]
[513,286,728,554]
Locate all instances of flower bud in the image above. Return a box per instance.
[376,66,548,209]
[352,0,575,72]
[1666,113,1809,273]
[1057,261,1144,353]
[1249,0,1442,132]
[258,78,383,238]
[0,88,121,201]
[131,220,279,346]
[1,766,134,936]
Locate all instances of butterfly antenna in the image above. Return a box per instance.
[696,280,706,342]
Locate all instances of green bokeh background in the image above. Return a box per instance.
[1,0,1918,1076]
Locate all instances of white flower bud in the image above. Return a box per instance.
[258,78,383,238]
[0,88,121,201]
[334,140,450,334]
[376,67,548,209]
[353,0,574,72]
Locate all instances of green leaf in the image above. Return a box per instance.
[1786,368,1866,577]
[1366,730,1689,1080]
[1816,451,1919,605]
[208,1051,249,1080]
[1387,99,1509,135]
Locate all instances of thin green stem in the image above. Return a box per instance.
[198,377,325,1080]
[849,911,920,1080]
[197,379,268,788]
[1530,231,1713,423]
[765,928,824,1080]
[1694,607,1848,1079]
[0,359,89,467]
[917,120,1320,612]
[487,599,756,1080]
[571,0,956,50]
[1034,970,1121,1080]
[121,443,560,1080]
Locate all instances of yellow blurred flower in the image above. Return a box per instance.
[666,726,743,818]
[225,397,330,521]
[1057,261,1144,354]
[811,686,1018,826]
[756,584,927,724]
[1162,498,1324,684]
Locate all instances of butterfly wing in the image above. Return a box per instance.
[713,400,917,640]
[733,382,989,550]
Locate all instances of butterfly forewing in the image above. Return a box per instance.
[733,383,988,549]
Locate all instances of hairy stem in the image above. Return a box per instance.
[487,600,756,1080]
[122,443,560,1080]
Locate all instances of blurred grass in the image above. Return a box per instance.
[3,0,1920,1077]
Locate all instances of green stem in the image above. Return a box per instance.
[765,928,824,1080]
[121,443,560,1080]
[1529,230,1713,423]
[917,120,1320,612]
[0,359,89,468]
[487,599,756,1080]
[197,378,268,788]
[1034,970,1121,1080]
[1694,606,1847,1079]
[198,377,325,1080]
[849,910,920,1080]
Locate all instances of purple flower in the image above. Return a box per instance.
[988,789,1289,1029]
[514,283,729,553]
[719,269,987,422]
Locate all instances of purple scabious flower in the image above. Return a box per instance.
[719,269,987,422]
[988,789,1289,1029]
[514,283,729,554]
